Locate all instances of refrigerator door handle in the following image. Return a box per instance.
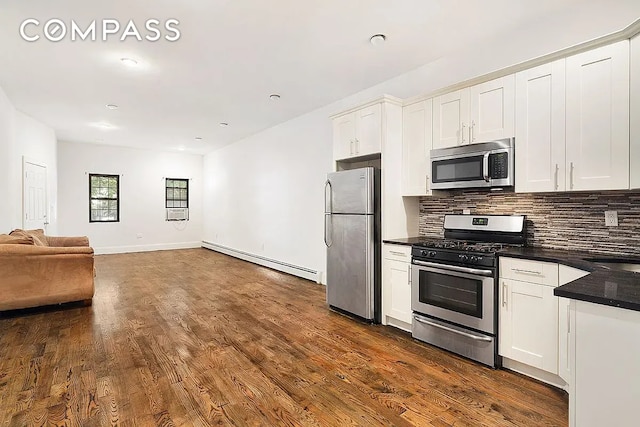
[324,179,333,214]
[324,180,333,247]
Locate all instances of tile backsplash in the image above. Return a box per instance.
[419,190,640,256]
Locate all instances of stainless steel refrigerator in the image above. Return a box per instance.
[324,167,381,323]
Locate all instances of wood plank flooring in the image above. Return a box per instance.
[0,248,568,426]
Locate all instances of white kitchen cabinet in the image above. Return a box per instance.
[402,99,433,196]
[433,89,469,149]
[557,265,589,385]
[631,33,640,189]
[382,244,412,330]
[515,60,566,193]
[433,75,515,149]
[565,40,630,191]
[469,75,515,143]
[499,257,559,375]
[332,103,382,161]
[569,301,640,427]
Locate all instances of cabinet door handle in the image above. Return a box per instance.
[407,264,412,285]
[461,123,466,145]
[470,120,476,142]
[567,307,571,334]
[511,268,542,275]
[554,164,559,190]
[355,138,360,154]
[570,162,574,190]
[350,140,354,155]
[389,251,406,257]
[502,282,507,308]
[425,175,430,192]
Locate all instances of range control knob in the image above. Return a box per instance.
[458,254,469,262]
[428,251,437,258]
[470,256,479,263]
[420,250,429,257]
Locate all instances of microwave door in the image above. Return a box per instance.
[431,154,490,189]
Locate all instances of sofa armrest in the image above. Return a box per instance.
[0,244,94,256]
[45,235,90,247]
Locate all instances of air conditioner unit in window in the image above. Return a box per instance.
[166,208,189,221]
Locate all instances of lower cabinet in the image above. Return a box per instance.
[557,265,589,384]
[499,257,560,376]
[570,301,640,427]
[382,244,412,330]
[499,277,559,374]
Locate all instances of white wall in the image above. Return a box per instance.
[58,141,203,254]
[202,11,639,283]
[203,108,333,280]
[0,86,58,234]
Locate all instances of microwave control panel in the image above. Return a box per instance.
[489,152,509,179]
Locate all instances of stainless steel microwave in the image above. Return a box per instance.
[430,138,515,190]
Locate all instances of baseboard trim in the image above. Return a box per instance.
[95,241,202,255]
[501,357,568,391]
[201,241,321,283]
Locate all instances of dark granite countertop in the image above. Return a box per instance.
[382,237,426,246]
[499,247,640,312]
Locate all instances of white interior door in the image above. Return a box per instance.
[23,159,48,230]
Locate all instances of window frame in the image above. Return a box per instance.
[165,178,189,209]
[89,173,120,223]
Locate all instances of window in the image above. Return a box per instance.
[89,174,119,222]
[165,178,189,208]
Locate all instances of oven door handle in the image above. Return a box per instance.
[413,315,493,342]
[412,260,494,277]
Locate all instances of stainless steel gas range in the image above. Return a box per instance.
[411,214,526,367]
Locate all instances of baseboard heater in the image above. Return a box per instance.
[201,241,321,283]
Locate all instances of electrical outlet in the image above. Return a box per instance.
[136,233,143,239]
[605,211,618,227]
[463,209,471,215]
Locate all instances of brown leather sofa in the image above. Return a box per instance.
[0,229,95,311]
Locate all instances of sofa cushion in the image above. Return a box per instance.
[9,229,48,246]
[0,233,34,245]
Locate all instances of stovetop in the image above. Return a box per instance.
[411,238,525,268]
[413,239,512,253]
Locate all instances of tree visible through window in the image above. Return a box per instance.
[89,174,119,222]
[165,178,188,208]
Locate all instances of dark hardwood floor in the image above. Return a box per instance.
[0,248,568,426]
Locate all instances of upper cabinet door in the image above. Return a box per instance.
[433,89,470,149]
[631,34,640,189]
[355,104,382,157]
[333,113,356,160]
[402,100,433,196]
[566,40,630,191]
[470,75,515,143]
[515,60,566,193]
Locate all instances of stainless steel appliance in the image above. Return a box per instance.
[411,214,526,367]
[324,167,381,322]
[430,138,515,190]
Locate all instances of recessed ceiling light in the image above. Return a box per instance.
[219,122,229,127]
[269,94,281,101]
[369,34,386,46]
[177,146,185,151]
[90,122,115,130]
[106,104,119,110]
[120,57,138,67]
[195,137,203,141]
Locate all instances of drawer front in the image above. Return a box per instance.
[383,244,411,262]
[499,257,558,286]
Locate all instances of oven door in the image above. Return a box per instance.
[411,260,495,334]
[431,153,490,189]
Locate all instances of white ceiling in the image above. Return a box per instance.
[0,0,638,155]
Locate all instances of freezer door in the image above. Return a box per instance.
[326,213,375,320]
[326,168,374,215]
